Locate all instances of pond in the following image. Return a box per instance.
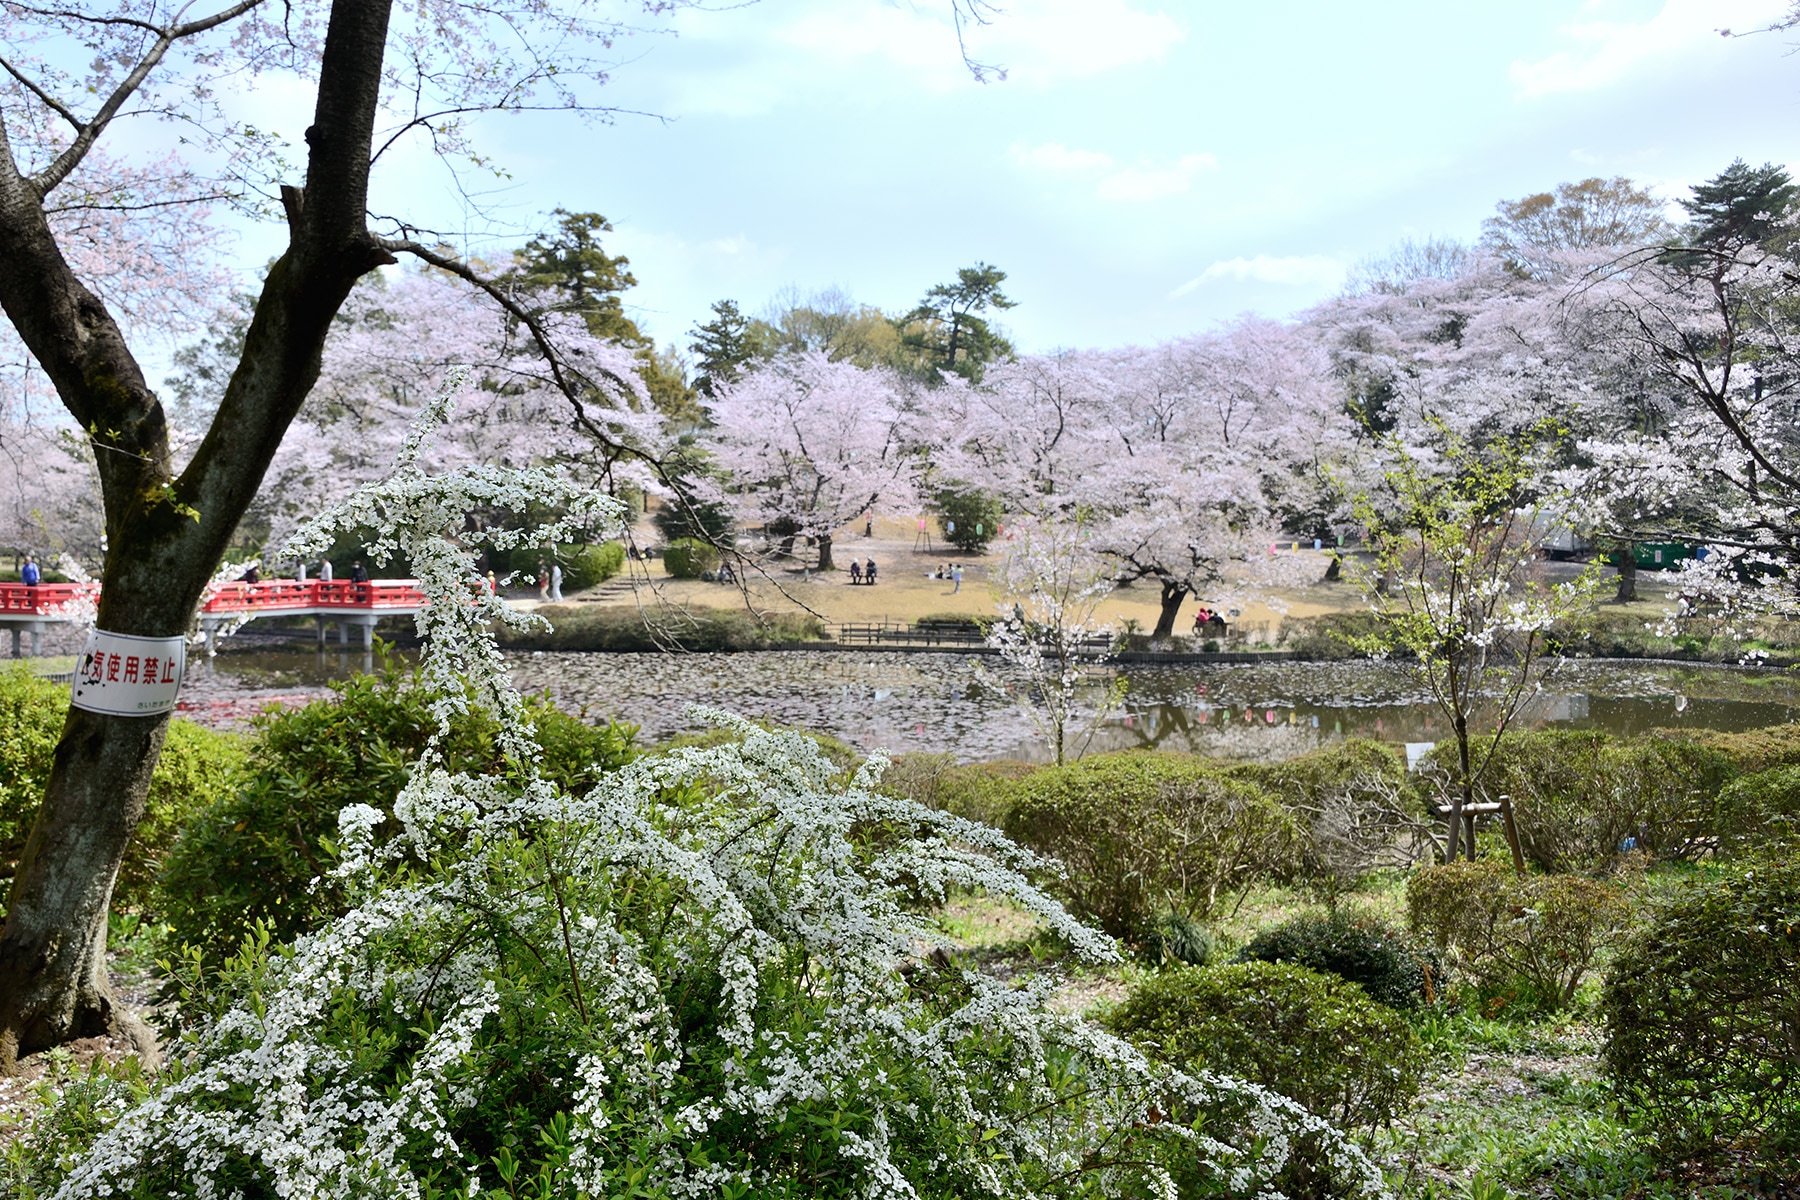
[183,646,1800,763]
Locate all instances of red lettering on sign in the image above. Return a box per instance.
[124,656,140,683]
[106,656,119,682]
[162,657,178,684]
[90,651,106,681]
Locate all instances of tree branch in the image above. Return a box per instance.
[0,56,82,133]
[32,0,266,196]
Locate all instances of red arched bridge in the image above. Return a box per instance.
[0,579,425,657]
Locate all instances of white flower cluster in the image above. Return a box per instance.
[48,379,1384,1200]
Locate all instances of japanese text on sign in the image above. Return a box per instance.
[70,629,186,716]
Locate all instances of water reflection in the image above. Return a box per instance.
[192,647,1800,764]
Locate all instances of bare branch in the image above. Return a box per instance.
[31,0,266,196]
[0,56,82,132]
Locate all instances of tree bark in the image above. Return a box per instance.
[1615,542,1638,603]
[0,0,398,1071]
[818,533,834,572]
[1152,580,1189,639]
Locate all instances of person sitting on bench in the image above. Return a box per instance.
[850,560,863,584]
[864,558,878,584]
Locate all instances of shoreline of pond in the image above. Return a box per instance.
[162,645,1800,764]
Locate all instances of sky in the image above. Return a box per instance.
[269,0,1800,356]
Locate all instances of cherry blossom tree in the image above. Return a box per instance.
[1091,321,1354,636]
[979,514,1124,765]
[241,267,654,556]
[1563,162,1800,620]
[0,0,709,1067]
[703,353,920,571]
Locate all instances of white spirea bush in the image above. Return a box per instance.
[21,380,1386,1200]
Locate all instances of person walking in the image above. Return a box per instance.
[536,562,549,601]
[320,558,333,583]
[550,562,563,602]
[19,555,39,589]
[951,563,963,593]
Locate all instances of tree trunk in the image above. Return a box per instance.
[818,533,833,572]
[1323,555,1342,583]
[1152,581,1188,639]
[0,0,398,1070]
[1615,542,1638,603]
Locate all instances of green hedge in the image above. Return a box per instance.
[1,666,246,917]
[1003,752,1301,937]
[877,753,1033,829]
[1407,859,1637,1013]
[500,606,822,652]
[1237,913,1440,1009]
[1418,729,1735,871]
[1107,960,1427,1128]
[558,541,625,591]
[1236,739,1416,890]
[1603,851,1800,1164]
[157,665,635,968]
[663,537,720,579]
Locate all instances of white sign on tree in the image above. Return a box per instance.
[70,630,186,717]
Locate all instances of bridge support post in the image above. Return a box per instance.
[316,616,328,647]
[338,621,349,647]
[9,628,18,658]
[28,624,40,657]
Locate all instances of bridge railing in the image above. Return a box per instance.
[201,580,426,612]
[0,580,427,618]
[0,582,98,616]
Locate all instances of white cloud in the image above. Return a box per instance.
[960,0,1186,83]
[1010,142,1215,201]
[1170,255,1344,296]
[668,0,1184,109]
[1510,0,1788,98]
[1095,152,1216,201]
[1008,141,1116,172]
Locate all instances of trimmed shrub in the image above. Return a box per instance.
[1238,740,1427,892]
[1713,764,1800,857]
[556,541,626,591]
[1107,960,1427,1128]
[157,666,635,967]
[1003,752,1302,937]
[1,666,246,917]
[878,753,1034,829]
[1419,729,1733,871]
[1602,851,1800,1162]
[1237,913,1440,1009]
[663,537,719,579]
[1681,722,1800,776]
[1406,859,1637,1012]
